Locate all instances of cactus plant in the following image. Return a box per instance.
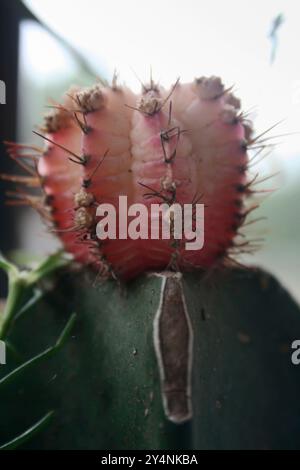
[1,75,300,450]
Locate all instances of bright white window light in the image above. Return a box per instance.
[19,19,77,82]
[23,0,300,158]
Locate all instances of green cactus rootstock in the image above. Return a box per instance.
[1,263,300,450]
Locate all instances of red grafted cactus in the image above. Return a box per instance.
[2,76,254,281]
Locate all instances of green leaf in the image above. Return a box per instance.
[0,411,54,450]
[0,251,72,341]
[0,253,18,279]
[26,251,72,286]
[14,288,44,322]
[0,313,76,388]
[55,312,77,348]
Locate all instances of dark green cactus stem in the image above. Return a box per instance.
[1,257,300,450]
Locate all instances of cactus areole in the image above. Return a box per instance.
[2,75,257,425]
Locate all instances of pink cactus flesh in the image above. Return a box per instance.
[3,76,254,281]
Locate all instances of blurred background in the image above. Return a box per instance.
[0,0,299,302]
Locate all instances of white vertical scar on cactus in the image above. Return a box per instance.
[153,272,193,423]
